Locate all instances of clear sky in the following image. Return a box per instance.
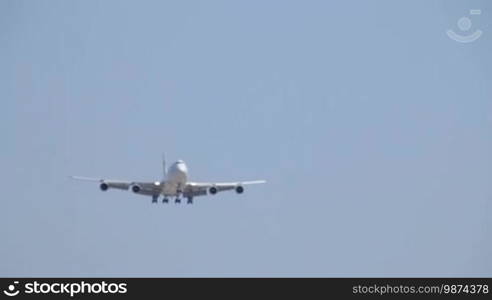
[1,0,491,276]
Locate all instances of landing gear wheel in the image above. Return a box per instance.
[152,195,158,203]
[175,198,181,204]
[187,197,193,204]
[162,198,169,204]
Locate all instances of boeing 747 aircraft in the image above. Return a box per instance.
[71,157,266,204]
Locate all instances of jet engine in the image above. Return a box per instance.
[235,186,244,194]
[99,183,109,191]
[131,184,142,193]
[209,187,218,195]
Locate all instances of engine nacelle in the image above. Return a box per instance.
[100,183,109,191]
[235,186,244,194]
[131,184,141,193]
[209,187,218,195]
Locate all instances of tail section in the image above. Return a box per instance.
[162,153,167,179]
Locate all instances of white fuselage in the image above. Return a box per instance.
[162,160,188,195]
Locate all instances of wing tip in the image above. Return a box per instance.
[244,180,267,184]
[69,176,102,182]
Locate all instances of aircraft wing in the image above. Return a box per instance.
[185,180,266,197]
[70,176,162,195]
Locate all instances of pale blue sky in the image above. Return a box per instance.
[1,0,491,276]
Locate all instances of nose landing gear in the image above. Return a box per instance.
[175,189,183,204]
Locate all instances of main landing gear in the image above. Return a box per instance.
[153,195,192,205]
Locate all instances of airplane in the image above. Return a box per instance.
[70,157,266,204]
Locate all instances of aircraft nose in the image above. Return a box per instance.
[177,162,187,172]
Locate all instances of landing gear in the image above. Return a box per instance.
[187,197,193,204]
[152,195,158,203]
[162,197,169,204]
[175,189,183,204]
